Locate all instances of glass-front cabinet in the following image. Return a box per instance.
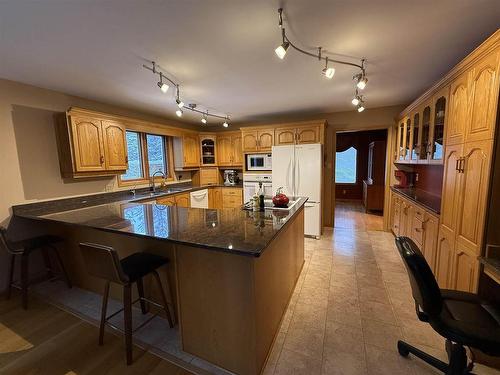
[200,134,217,166]
[411,112,420,162]
[429,87,448,164]
[404,117,412,161]
[397,118,406,161]
[420,104,432,162]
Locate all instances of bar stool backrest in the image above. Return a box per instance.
[79,242,129,284]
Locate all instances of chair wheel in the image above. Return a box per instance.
[397,341,410,357]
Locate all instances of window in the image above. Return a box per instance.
[119,131,172,185]
[335,147,357,184]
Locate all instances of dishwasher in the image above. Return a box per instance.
[190,189,209,208]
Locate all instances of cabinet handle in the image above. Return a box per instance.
[459,157,465,173]
[125,156,128,163]
[455,159,460,171]
[415,228,422,233]
[100,156,104,165]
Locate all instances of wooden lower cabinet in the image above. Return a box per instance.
[452,246,479,292]
[156,196,176,206]
[435,226,455,288]
[422,213,439,271]
[222,187,243,208]
[209,188,223,209]
[156,193,190,207]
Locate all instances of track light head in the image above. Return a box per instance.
[351,97,360,106]
[357,104,365,112]
[322,67,335,79]
[275,41,290,59]
[176,98,184,108]
[158,81,169,93]
[354,71,368,90]
[201,118,207,124]
[176,109,183,117]
[222,119,229,128]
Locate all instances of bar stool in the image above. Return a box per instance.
[79,243,174,365]
[0,226,72,309]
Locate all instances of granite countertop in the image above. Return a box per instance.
[390,186,441,214]
[15,197,307,257]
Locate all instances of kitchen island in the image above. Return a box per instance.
[13,195,306,375]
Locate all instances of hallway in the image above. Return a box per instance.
[334,200,383,231]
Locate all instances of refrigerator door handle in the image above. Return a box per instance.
[296,157,300,197]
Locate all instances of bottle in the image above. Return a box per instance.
[258,182,265,210]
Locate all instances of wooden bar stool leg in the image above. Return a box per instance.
[99,281,110,345]
[123,283,133,365]
[136,278,148,314]
[41,247,54,279]
[50,245,72,288]
[6,254,15,300]
[152,270,174,328]
[20,253,29,310]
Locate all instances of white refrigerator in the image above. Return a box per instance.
[272,144,322,238]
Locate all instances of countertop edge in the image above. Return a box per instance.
[390,187,441,215]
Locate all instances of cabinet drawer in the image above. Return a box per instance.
[223,196,242,208]
[222,188,242,197]
[413,207,425,222]
[412,223,424,246]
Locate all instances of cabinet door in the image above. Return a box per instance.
[297,126,320,144]
[392,197,401,236]
[466,51,500,143]
[440,144,463,234]
[156,196,176,206]
[397,119,406,161]
[102,120,128,170]
[257,130,274,151]
[430,86,449,163]
[242,131,258,153]
[410,112,420,162]
[452,247,479,292]
[422,213,439,273]
[183,135,200,167]
[419,104,433,162]
[209,188,223,209]
[217,135,233,166]
[175,193,190,208]
[199,168,219,185]
[435,226,455,288]
[446,72,469,146]
[404,117,412,161]
[275,128,296,145]
[400,201,411,236]
[455,140,492,255]
[70,116,105,172]
[232,134,243,166]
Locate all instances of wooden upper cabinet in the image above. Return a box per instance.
[70,115,106,172]
[275,128,296,146]
[183,134,200,167]
[242,131,258,153]
[419,104,433,161]
[410,111,420,162]
[455,139,492,255]
[446,72,469,146]
[297,125,321,144]
[466,51,500,143]
[257,130,274,151]
[429,86,449,163]
[102,120,128,170]
[241,129,274,152]
[232,133,243,166]
[217,134,233,166]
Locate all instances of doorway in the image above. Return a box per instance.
[334,129,388,230]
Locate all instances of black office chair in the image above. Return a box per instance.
[395,237,500,375]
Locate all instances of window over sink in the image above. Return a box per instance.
[119,131,173,186]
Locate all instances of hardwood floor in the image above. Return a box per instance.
[334,200,383,231]
[0,296,192,375]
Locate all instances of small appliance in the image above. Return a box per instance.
[223,170,239,186]
[394,170,416,188]
[246,153,272,171]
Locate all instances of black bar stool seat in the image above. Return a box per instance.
[1,226,72,309]
[79,243,174,365]
[120,253,169,282]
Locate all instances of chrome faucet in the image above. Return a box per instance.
[150,170,166,194]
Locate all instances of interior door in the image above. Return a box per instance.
[102,120,128,170]
[70,116,105,172]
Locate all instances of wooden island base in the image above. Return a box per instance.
[176,209,304,375]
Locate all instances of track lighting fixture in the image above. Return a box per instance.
[322,57,335,79]
[357,104,365,112]
[157,72,169,93]
[143,61,230,126]
[274,8,369,112]
[352,90,362,106]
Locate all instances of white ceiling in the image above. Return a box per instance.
[0,0,499,126]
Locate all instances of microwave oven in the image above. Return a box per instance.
[246,153,272,171]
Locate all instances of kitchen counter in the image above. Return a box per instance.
[391,186,441,214]
[15,197,306,257]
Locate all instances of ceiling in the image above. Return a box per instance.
[0,1,499,127]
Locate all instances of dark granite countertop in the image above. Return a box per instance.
[15,197,307,257]
[390,186,441,215]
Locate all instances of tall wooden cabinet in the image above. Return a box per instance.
[173,133,201,169]
[55,109,128,178]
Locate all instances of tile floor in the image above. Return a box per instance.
[262,203,500,375]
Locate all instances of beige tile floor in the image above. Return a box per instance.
[262,203,500,375]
